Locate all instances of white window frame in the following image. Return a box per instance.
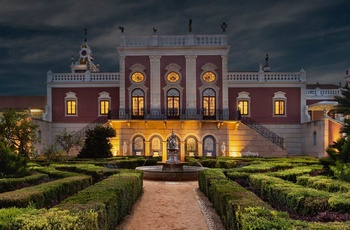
[273,91,287,117]
[98,91,111,116]
[65,92,78,116]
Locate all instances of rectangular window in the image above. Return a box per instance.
[132,97,144,116]
[238,100,249,115]
[100,100,109,115]
[274,100,285,115]
[66,100,76,115]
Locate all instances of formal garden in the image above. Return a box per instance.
[2,86,350,229]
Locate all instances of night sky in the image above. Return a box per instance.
[0,0,349,96]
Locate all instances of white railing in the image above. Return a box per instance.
[48,72,120,82]
[227,72,305,82]
[227,72,259,81]
[306,89,341,96]
[120,34,228,47]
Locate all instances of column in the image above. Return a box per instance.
[180,141,185,162]
[198,141,203,157]
[145,141,151,156]
[149,55,161,116]
[119,56,126,117]
[185,55,197,113]
[162,141,167,162]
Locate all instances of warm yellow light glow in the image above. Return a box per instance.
[231,151,242,157]
[30,109,43,113]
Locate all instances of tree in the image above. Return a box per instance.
[0,108,38,158]
[0,138,27,177]
[78,125,116,158]
[55,129,83,157]
[334,84,350,117]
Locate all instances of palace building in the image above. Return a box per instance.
[7,30,346,159]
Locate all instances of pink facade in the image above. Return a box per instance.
[229,87,301,124]
[39,33,345,157]
[52,87,119,123]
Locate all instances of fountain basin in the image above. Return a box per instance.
[136,165,206,181]
[157,162,188,171]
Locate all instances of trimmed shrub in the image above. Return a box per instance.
[32,166,82,178]
[0,173,49,193]
[296,175,350,193]
[267,165,323,182]
[0,175,92,208]
[51,163,117,182]
[0,207,98,230]
[249,174,330,216]
[198,169,226,197]
[328,193,350,213]
[57,171,143,230]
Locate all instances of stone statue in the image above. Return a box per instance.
[118,26,124,33]
[188,19,192,33]
[221,142,226,156]
[169,132,177,149]
[265,53,269,64]
[123,141,127,155]
[220,22,227,33]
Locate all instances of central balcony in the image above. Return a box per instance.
[108,108,239,121]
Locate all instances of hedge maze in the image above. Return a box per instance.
[0,162,143,230]
[198,157,350,229]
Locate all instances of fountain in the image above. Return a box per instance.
[136,132,206,181]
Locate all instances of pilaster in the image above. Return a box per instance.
[221,55,229,111]
[185,55,197,109]
[149,55,161,114]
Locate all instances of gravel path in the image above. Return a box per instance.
[117,180,225,230]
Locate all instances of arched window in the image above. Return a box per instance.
[167,89,180,118]
[185,136,198,157]
[133,135,145,156]
[203,88,216,118]
[150,136,163,157]
[132,89,144,117]
[203,135,216,157]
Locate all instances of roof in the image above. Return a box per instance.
[0,96,46,109]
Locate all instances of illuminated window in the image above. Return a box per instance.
[236,91,250,117]
[100,100,109,115]
[167,89,180,117]
[98,92,111,116]
[65,92,77,116]
[274,100,285,115]
[273,91,287,117]
[203,88,216,117]
[66,100,76,115]
[132,89,144,116]
[202,71,216,83]
[238,100,249,115]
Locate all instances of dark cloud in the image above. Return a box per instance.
[0,0,349,95]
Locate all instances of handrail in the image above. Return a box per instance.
[241,117,284,149]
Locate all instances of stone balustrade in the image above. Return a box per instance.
[120,34,228,47]
[47,71,120,82]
